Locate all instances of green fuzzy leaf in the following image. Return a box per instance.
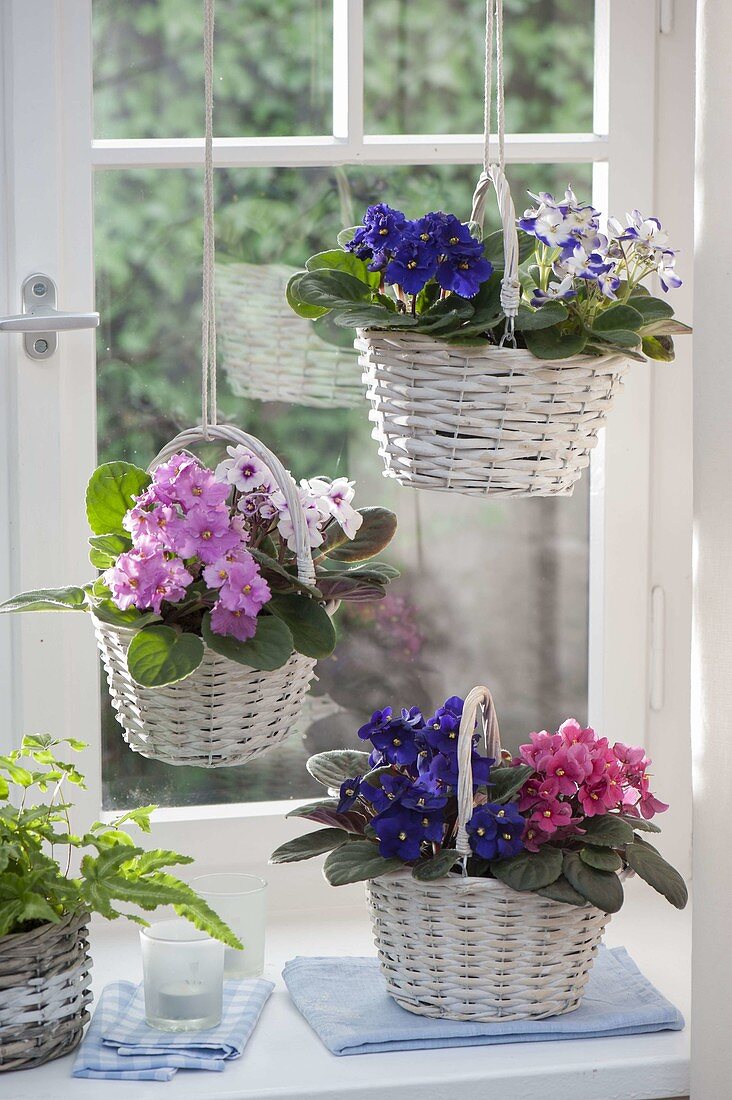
[336,226,358,249]
[536,874,588,907]
[286,799,364,834]
[562,850,624,913]
[270,827,349,864]
[628,294,674,323]
[487,763,534,804]
[86,462,151,537]
[323,839,402,886]
[296,269,373,308]
[640,318,691,337]
[412,849,461,881]
[524,327,588,360]
[311,311,360,349]
[483,228,536,267]
[201,612,293,671]
[307,749,372,788]
[581,815,635,848]
[414,296,474,332]
[314,573,387,603]
[333,305,417,329]
[247,547,322,598]
[489,846,563,892]
[322,507,397,563]
[88,533,133,569]
[617,814,661,833]
[306,249,380,289]
[642,334,675,362]
[268,594,336,659]
[580,846,623,872]
[589,328,641,350]
[515,301,569,330]
[91,599,161,629]
[625,837,688,909]
[592,303,644,333]
[127,626,204,688]
[286,271,329,319]
[0,586,88,614]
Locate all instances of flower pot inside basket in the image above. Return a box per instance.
[0,911,92,1072]
[357,330,629,498]
[366,870,610,1022]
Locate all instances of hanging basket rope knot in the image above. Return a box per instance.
[355,0,630,497]
[366,684,614,1022]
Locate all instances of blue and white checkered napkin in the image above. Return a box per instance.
[72,978,274,1080]
[283,946,684,1057]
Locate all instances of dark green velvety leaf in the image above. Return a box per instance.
[323,839,403,886]
[627,294,674,324]
[307,749,372,788]
[296,269,373,308]
[286,799,365,834]
[562,850,624,913]
[91,599,160,629]
[267,594,335,659]
[625,837,688,908]
[201,612,293,672]
[642,334,675,362]
[490,846,563,891]
[487,763,534,804]
[592,303,643,333]
[617,814,661,833]
[536,874,588,907]
[315,574,387,603]
[580,815,635,848]
[248,547,321,598]
[323,507,398,563]
[483,228,536,267]
[127,626,204,687]
[515,301,569,330]
[589,328,641,350]
[306,249,380,288]
[333,305,417,329]
[412,849,461,881]
[524,326,588,360]
[0,587,88,614]
[286,271,329,319]
[269,827,349,864]
[86,461,151,537]
[580,846,623,872]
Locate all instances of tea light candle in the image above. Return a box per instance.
[140,919,224,1032]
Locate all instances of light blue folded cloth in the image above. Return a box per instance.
[283,945,683,1056]
[72,978,274,1080]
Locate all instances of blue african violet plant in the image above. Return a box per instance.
[286,188,690,361]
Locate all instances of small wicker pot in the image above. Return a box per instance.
[0,911,92,1072]
[366,685,614,1021]
[357,331,629,497]
[217,262,361,408]
[96,423,325,769]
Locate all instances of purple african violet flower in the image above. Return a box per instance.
[104,547,193,614]
[174,504,240,564]
[372,804,443,861]
[171,461,229,512]
[435,250,494,298]
[467,802,525,860]
[346,203,408,270]
[209,602,258,642]
[218,558,271,616]
[337,777,363,814]
[385,231,438,295]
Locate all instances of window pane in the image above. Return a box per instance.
[95,162,592,809]
[364,0,594,135]
[92,0,332,138]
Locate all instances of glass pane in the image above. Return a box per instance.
[92,0,332,138]
[95,162,592,809]
[364,0,594,134]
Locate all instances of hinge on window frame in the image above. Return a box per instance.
[659,0,674,35]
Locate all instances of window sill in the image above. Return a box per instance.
[8,878,689,1100]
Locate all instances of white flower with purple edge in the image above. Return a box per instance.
[215,444,274,494]
[530,274,577,308]
[307,476,364,540]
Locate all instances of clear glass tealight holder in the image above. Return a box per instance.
[140,919,224,1031]
[191,873,267,979]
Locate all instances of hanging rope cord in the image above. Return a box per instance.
[201,0,218,433]
[470,0,521,346]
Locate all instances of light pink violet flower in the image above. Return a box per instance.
[218,559,271,616]
[175,505,240,564]
[150,453,197,505]
[518,729,562,769]
[209,602,258,642]
[202,548,257,590]
[171,461,229,512]
[104,548,192,613]
[308,476,363,540]
[541,742,593,794]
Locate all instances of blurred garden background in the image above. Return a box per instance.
[92,0,595,808]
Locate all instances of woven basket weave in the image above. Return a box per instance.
[217,262,361,408]
[0,911,92,1072]
[366,685,613,1021]
[96,423,324,769]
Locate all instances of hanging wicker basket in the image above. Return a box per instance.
[0,911,92,1072]
[366,685,614,1021]
[95,424,326,769]
[357,330,628,496]
[217,262,361,409]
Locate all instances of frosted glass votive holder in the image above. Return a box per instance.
[191,873,267,979]
[140,919,224,1031]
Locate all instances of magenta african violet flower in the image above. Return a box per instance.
[209,603,258,642]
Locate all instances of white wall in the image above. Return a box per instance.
[691,2,732,1096]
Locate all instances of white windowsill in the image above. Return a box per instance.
[7,878,690,1100]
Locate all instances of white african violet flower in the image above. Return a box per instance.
[308,476,363,540]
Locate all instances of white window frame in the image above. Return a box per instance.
[0,0,694,882]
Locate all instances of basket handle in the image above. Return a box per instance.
[454,685,502,856]
[149,423,317,587]
[469,0,521,345]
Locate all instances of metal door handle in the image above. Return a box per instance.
[0,274,99,359]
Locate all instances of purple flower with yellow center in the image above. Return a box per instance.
[466,802,525,861]
[218,558,271,616]
[337,777,363,814]
[385,231,438,296]
[174,504,240,564]
[172,461,230,512]
[209,602,258,642]
[357,706,393,742]
[373,803,444,861]
[369,716,422,766]
[365,773,413,813]
[435,250,493,298]
[346,203,407,270]
[419,749,494,791]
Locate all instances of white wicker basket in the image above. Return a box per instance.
[96,423,324,769]
[216,262,361,408]
[366,685,614,1021]
[356,167,630,497]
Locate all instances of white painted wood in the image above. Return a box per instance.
[691,2,732,1095]
[332,0,363,143]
